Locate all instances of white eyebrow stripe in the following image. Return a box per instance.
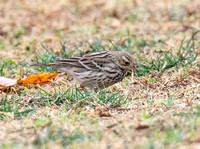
[79,59,91,70]
[122,55,128,61]
[91,61,102,69]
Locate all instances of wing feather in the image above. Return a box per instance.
[31,51,115,71]
[79,51,114,70]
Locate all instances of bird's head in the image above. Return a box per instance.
[114,51,138,71]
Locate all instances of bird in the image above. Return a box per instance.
[31,51,138,91]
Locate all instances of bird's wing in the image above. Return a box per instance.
[79,51,114,70]
[55,57,83,67]
[31,51,114,70]
[55,51,114,70]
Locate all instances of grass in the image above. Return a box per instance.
[137,31,199,76]
[35,86,128,108]
[33,128,96,148]
[31,42,77,73]
[0,94,34,120]
[1,0,200,148]
[0,59,18,76]
[1,31,199,148]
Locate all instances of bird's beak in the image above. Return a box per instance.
[131,63,138,71]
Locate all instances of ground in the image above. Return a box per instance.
[0,0,200,148]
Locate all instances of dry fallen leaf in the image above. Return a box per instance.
[135,125,149,130]
[17,72,65,88]
[96,108,113,117]
[0,72,65,89]
[0,77,18,89]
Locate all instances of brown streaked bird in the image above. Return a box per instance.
[31,51,138,90]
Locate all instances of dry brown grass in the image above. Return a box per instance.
[0,0,200,148]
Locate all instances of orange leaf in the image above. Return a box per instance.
[0,72,65,90]
[17,72,65,88]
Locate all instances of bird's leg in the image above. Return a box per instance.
[79,84,91,94]
[94,87,98,93]
[79,84,85,91]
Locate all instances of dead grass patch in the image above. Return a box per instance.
[0,0,200,148]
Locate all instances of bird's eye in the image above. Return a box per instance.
[125,62,130,65]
